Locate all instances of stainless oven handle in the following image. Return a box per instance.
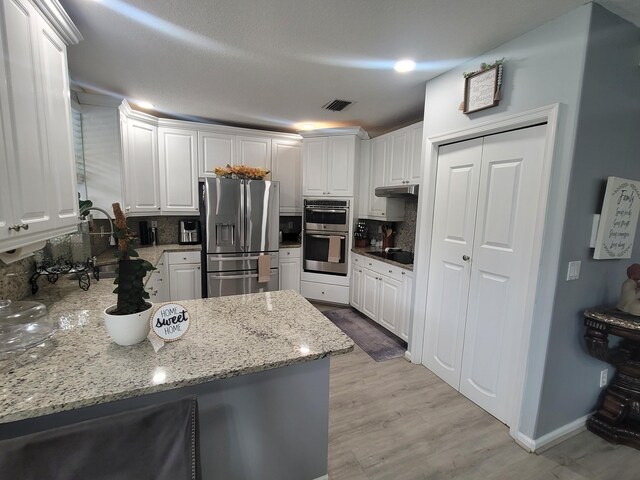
[306,208,348,214]
[308,234,346,239]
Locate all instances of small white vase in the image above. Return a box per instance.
[103,303,153,346]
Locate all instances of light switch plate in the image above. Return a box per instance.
[567,261,581,281]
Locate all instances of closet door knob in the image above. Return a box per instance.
[462,255,470,261]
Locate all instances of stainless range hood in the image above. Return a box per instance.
[375,184,419,198]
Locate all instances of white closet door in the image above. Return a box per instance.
[422,138,482,388]
[459,124,546,424]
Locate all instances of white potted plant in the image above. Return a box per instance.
[102,203,155,346]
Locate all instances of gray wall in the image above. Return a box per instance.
[535,4,640,437]
[413,4,592,439]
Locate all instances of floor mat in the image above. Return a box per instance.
[323,308,406,362]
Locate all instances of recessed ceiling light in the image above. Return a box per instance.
[300,123,315,130]
[137,101,154,109]
[394,59,416,73]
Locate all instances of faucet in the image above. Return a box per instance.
[84,207,116,246]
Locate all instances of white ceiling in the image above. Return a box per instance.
[61,0,640,137]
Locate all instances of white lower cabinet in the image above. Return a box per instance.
[146,254,168,303]
[279,247,301,293]
[166,251,202,301]
[350,253,414,339]
[169,264,202,301]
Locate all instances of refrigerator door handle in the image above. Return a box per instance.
[208,272,276,280]
[239,180,246,251]
[210,255,264,262]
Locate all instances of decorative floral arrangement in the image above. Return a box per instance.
[214,164,270,180]
[462,58,504,79]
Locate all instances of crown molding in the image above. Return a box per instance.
[32,0,83,45]
[298,126,369,139]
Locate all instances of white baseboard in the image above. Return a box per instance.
[404,350,413,362]
[513,413,591,453]
[313,475,328,480]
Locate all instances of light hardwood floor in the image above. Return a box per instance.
[327,344,640,480]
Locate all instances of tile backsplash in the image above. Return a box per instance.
[0,216,187,301]
[358,198,418,252]
[0,257,35,301]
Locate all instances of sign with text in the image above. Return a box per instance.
[594,176,640,259]
[464,66,499,114]
[151,303,191,342]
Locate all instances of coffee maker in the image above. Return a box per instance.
[179,219,201,245]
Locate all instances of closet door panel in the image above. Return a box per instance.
[460,124,547,424]
[422,137,482,389]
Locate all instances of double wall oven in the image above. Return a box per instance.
[303,199,349,276]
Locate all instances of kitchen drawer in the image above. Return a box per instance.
[166,250,201,265]
[279,247,301,258]
[300,281,349,304]
[351,253,366,266]
[359,257,401,282]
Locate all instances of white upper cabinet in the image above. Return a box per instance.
[368,137,388,217]
[119,113,131,212]
[383,121,423,186]
[271,139,302,214]
[236,135,272,174]
[408,122,423,183]
[327,136,355,196]
[126,118,160,213]
[38,20,78,229]
[158,127,199,214]
[121,103,300,215]
[198,131,235,177]
[0,0,81,252]
[302,137,328,196]
[358,137,405,221]
[386,129,409,186]
[302,134,360,197]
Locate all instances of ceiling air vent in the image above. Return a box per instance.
[323,99,353,112]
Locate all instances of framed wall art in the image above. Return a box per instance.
[593,176,640,260]
[461,59,504,114]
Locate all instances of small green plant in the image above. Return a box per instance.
[110,203,155,315]
[78,193,93,218]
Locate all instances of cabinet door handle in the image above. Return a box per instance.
[8,225,20,232]
[462,255,470,261]
[20,223,29,230]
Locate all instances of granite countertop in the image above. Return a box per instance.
[279,241,301,249]
[351,247,414,271]
[0,246,353,424]
[94,244,201,267]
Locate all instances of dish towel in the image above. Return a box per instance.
[328,236,341,263]
[0,396,199,480]
[258,254,271,283]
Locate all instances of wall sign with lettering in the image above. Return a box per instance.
[151,303,191,342]
[594,176,640,259]
[461,59,504,114]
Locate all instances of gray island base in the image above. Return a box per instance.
[0,289,352,480]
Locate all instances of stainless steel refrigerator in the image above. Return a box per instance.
[200,178,280,297]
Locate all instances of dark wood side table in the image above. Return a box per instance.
[584,306,640,449]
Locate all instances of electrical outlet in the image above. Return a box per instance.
[599,368,608,388]
[151,221,158,228]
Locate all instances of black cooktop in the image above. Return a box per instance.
[367,250,414,265]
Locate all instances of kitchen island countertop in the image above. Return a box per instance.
[0,246,353,425]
